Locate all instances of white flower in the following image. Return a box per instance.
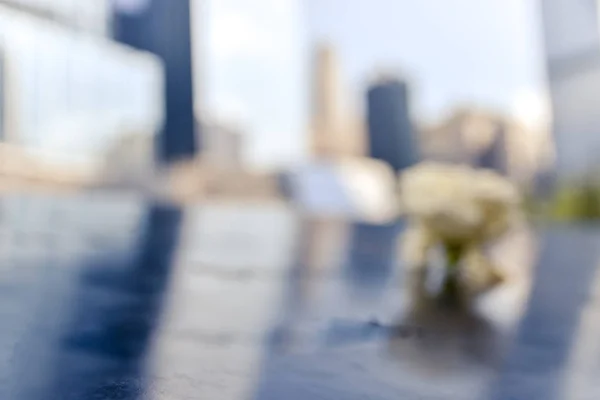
[398,162,522,286]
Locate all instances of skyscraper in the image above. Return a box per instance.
[366,76,417,172]
[112,0,197,163]
[311,43,342,158]
[540,0,600,179]
[309,43,365,159]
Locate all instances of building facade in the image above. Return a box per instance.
[0,1,164,182]
[420,109,548,186]
[473,123,509,175]
[366,76,417,172]
[540,0,600,180]
[112,0,197,163]
[310,44,365,159]
[0,0,112,36]
[200,118,244,171]
[0,49,5,142]
[311,44,342,158]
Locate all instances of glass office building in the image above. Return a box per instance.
[540,0,600,180]
[0,0,112,36]
[0,1,163,173]
[0,49,5,142]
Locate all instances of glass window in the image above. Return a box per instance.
[0,49,4,142]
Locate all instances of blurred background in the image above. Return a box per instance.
[2,1,600,399]
[0,0,560,209]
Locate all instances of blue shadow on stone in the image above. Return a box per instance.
[254,220,406,400]
[342,222,401,297]
[264,219,323,353]
[253,218,516,400]
[486,226,600,400]
[42,204,183,400]
[321,318,390,347]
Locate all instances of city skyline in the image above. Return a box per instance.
[1,0,553,171]
[203,0,550,169]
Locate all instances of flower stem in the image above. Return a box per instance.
[444,242,464,271]
[440,242,466,306]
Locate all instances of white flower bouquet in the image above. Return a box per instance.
[398,162,523,299]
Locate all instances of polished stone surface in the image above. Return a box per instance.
[1,194,600,399]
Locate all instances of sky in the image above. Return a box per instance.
[201,0,550,169]
[200,0,308,169]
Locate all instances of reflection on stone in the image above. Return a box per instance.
[4,194,600,400]
[377,224,537,394]
[389,267,507,374]
[42,204,183,400]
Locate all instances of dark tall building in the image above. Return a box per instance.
[111,0,198,163]
[474,124,509,175]
[366,77,417,172]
